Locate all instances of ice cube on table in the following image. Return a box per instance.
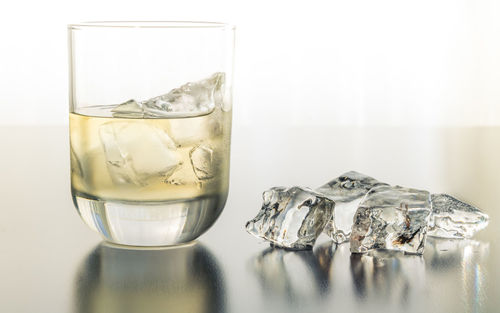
[245,187,335,250]
[428,194,489,239]
[189,145,215,180]
[99,122,179,186]
[316,171,388,243]
[350,185,432,255]
[111,72,225,118]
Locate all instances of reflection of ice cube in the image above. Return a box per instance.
[99,122,179,186]
[111,72,225,118]
[425,237,489,270]
[189,145,215,180]
[350,251,426,301]
[252,248,330,302]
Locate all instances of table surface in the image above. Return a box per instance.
[1,125,499,313]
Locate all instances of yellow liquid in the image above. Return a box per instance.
[70,107,231,202]
[69,106,232,245]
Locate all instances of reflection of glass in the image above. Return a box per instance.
[74,242,225,313]
[68,22,235,246]
[252,245,332,305]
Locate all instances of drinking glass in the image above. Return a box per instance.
[68,21,235,246]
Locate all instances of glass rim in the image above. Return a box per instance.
[68,21,235,30]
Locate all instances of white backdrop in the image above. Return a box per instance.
[0,0,499,126]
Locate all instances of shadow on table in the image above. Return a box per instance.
[73,242,226,313]
[251,238,489,310]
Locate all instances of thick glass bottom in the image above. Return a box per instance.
[72,191,226,246]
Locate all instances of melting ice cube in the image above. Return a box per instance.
[428,194,489,239]
[99,122,179,186]
[245,170,490,253]
[245,187,335,250]
[190,145,215,180]
[111,72,225,118]
[167,107,222,146]
[350,185,432,255]
[110,99,144,118]
[316,171,388,243]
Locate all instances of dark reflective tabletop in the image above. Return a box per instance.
[0,125,499,313]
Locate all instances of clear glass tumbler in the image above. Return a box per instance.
[68,22,235,246]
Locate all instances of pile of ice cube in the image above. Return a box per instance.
[97,73,225,186]
[245,171,489,254]
[111,72,225,118]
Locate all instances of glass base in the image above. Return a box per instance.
[72,192,226,246]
